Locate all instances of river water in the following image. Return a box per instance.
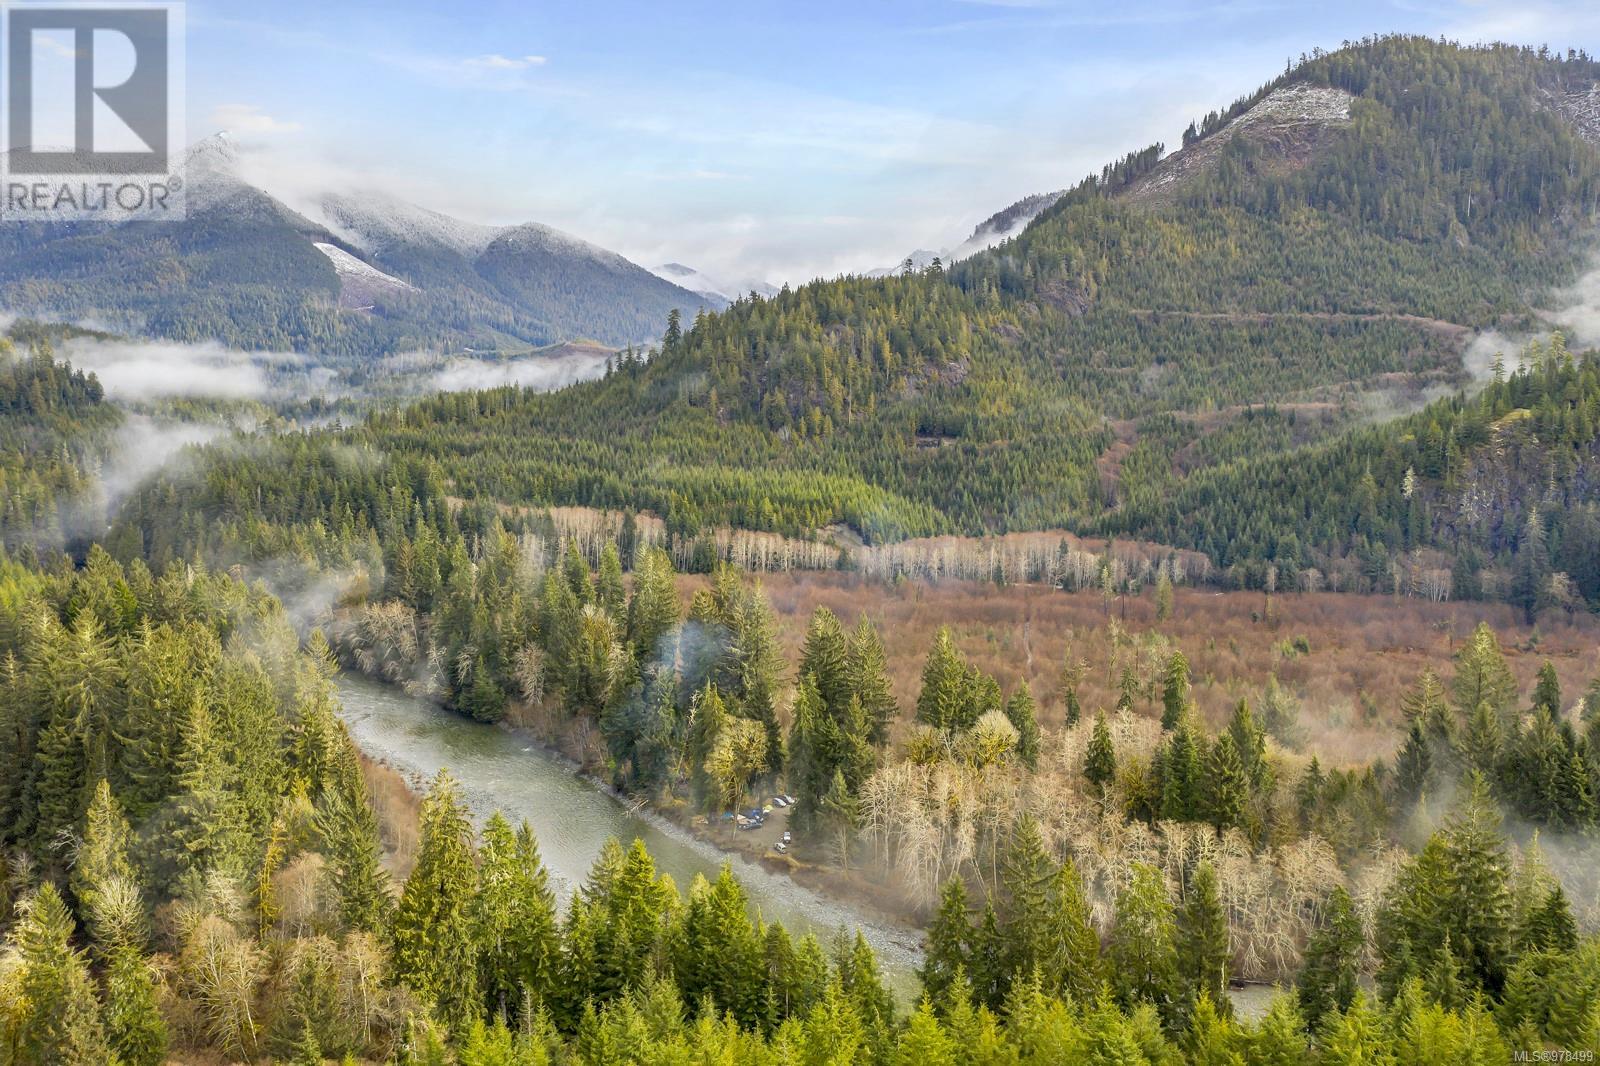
[334,674,924,997]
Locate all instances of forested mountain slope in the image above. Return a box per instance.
[1106,336,1600,609]
[114,37,1600,611]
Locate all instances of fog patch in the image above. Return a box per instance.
[56,335,336,402]
[430,350,610,393]
[1546,256,1600,350]
[1447,253,1600,386]
[1461,329,1529,383]
[102,415,225,508]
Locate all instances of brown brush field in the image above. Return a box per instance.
[682,573,1600,767]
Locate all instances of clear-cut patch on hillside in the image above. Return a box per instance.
[1121,83,1356,207]
[314,241,419,310]
[1547,81,1600,147]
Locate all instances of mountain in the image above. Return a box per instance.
[0,135,715,360]
[653,262,781,305]
[118,38,1600,613]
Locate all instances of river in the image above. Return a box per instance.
[334,673,925,998]
[334,674,1289,1017]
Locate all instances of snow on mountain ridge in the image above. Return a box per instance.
[307,190,503,258]
[493,221,637,269]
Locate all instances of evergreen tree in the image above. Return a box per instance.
[625,548,680,664]
[671,866,763,1027]
[785,677,824,828]
[1204,732,1248,831]
[9,883,113,1065]
[1160,718,1204,822]
[392,770,482,1035]
[1003,682,1041,771]
[893,999,958,1066]
[920,877,972,1007]
[1377,777,1513,999]
[314,775,392,934]
[915,628,968,732]
[1524,886,1578,954]
[1177,862,1231,1019]
[73,778,141,951]
[1155,573,1174,622]
[1060,656,1085,728]
[1393,721,1434,807]
[1532,661,1562,720]
[1260,674,1304,749]
[846,616,897,747]
[968,902,1006,1010]
[1161,652,1191,731]
[1462,700,1504,779]
[798,608,851,719]
[1295,757,1325,832]
[817,769,859,869]
[999,814,1055,991]
[1116,665,1140,713]
[800,979,866,1064]
[1246,996,1310,1065]
[1226,699,1270,793]
[1297,886,1362,1028]
[838,931,896,1054]
[1042,856,1103,1004]
[103,944,168,1066]
[1108,863,1179,1025]
[476,814,561,1016]
[561,539,594,606]
[1452,623,1516,726]
[595,542,626,618]
[1085,712,1116,798]
[1512,508,1551,622]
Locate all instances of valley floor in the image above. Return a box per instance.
[684,574,1600,767]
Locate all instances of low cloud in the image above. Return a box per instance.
[102,416,226,507]
[1462,329,1525,383]
[57,335,333,402]
[429,350,610,393]
[1547,257,1600,350]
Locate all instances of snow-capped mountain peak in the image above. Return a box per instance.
[182,131,241,177]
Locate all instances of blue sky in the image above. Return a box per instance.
[186,0,1600,284]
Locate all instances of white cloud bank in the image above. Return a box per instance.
[429,350,611,393]
[57,335,331,402]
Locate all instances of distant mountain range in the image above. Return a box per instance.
[0,134,716,360]
[651,262,781,306]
